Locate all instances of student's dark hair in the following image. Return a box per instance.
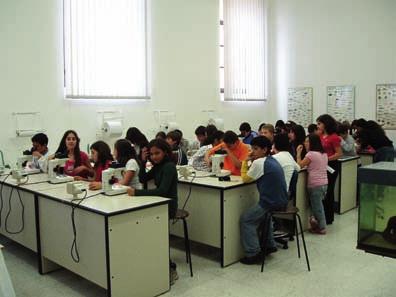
[239,122,251,132]
[90,141,113,167]
[316,114,337,134]
[155,131,166,140]
[195,125,206,136]
[174,129,183,137]
[290,125,306,146]
[166,130,182,145]
[223,131,239,144]
[31,133,48,146]
[114,139,138,167]
[250,136,272,152]
[205,124,218,138]
[55,130,82,166]
[147,138,173,162]
[337,124,349,135]
[125,127,149,148]
[258,122,266,131]
[275,120,286,128]
[273,133,291,152]
[307,124,318,134]
[307,134,324,153]
[351,118,367,129]
[211,130,224,144]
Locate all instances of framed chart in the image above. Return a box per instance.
[327,85,355,122]
[287,87,313,128]
[376,84,396,129]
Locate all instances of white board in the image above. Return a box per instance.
[327,85,355,122]
[287,87,313,128]
[376,84,396,129]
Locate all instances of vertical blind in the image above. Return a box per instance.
[64,0,149,99]
[221,0,267,101]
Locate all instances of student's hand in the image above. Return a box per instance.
[296,144,303,155]
[127,187,135,196]
[74,165,88,175]
[141,147,149,162]
[32,151,42,158]
[89,181,102,190]
[74,176,85,181]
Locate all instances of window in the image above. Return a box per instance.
[220,0,267,101]
[64,0,150,99]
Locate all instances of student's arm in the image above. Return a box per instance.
[118,170,135,186]
[296,145,311,168]
[241,160,255,183]
[205,143,224,165]
[225,143,249,170]
[328,146,342,161]
[132,163,176,196]
[138,163,155,183]
[74,153,94,176]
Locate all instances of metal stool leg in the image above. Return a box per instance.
[261,213,272,272]
[182,218,193,277]
[294,215,301,258]
[296,214,310,271]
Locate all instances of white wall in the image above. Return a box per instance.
[0,0,269,165]
[1,0,395,165]
[269,0,396,141]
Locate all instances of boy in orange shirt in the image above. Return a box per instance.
[205,131,249,176]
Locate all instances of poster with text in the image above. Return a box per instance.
[287,87,313,128]
[327,85,355,122]
[376,84,396,129]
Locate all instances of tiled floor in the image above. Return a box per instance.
[2,209,396,297]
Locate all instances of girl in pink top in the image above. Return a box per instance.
[297,134,328,234]
[53,130,93,179]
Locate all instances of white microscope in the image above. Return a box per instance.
[66,181,86,199]
[211,154,231,177]
[16,155,41,175]
[102,167,129,196]
[48,158,74,184]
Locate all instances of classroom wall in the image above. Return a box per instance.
[0,0,268,165]
[1,0,395,165]
[269,0,396,141]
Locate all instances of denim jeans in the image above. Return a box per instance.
[374,146,395,163]
[308,185,327,230]
[240,204,275,257]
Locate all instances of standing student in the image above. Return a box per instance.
[87,141,113,190]
[272,134,300,189]
[52,130,93,178]
[316,114,342,225]
[126,139,179,284]
[166,131,188,165]
[205,131,249,176]
[28,133,50,172]
[239,122,258,145]
[125,127,149,162]
[337,124,356,156]
[357,120,395,162]
[239,136,288,264]
[297,134,328,234]
[111,139,142,189]
[288,125,306,160]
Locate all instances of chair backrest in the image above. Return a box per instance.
[288,170,298,202]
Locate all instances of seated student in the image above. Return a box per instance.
[239,136,288,264]
[195,125,207,147]
[189,130,224,172]
[51,130,93,178]
[174,129,189,154]
[86,141,113,189]
[288,124,306,160]
[166,131,188,165]
[126,139,179,284]
[203,124,218,145]
[259,124,275,143]
[337,124,356,156]
[275,120,287,135]
[272,134,300,189]
[27,133,50,172]
[307,123,318,135]
[205,130,249,176]
[108,139,142,189]
[239,122,258,145]
[156,131,167,140]
[125,127,149,162]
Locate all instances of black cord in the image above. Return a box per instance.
[4,187,25,234]
[173,172,196,225]
[70,190,90,263]
[0,174,11,228]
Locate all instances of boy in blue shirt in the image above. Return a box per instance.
[240,136,288,264]
[239,122,258,145]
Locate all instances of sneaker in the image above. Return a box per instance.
[309,228,326,235]
[170,268,179,286]
[309,216,319,230]
[240,253,262,265]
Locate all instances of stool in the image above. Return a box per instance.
[260,206,310,272]
[175,209,193,277]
